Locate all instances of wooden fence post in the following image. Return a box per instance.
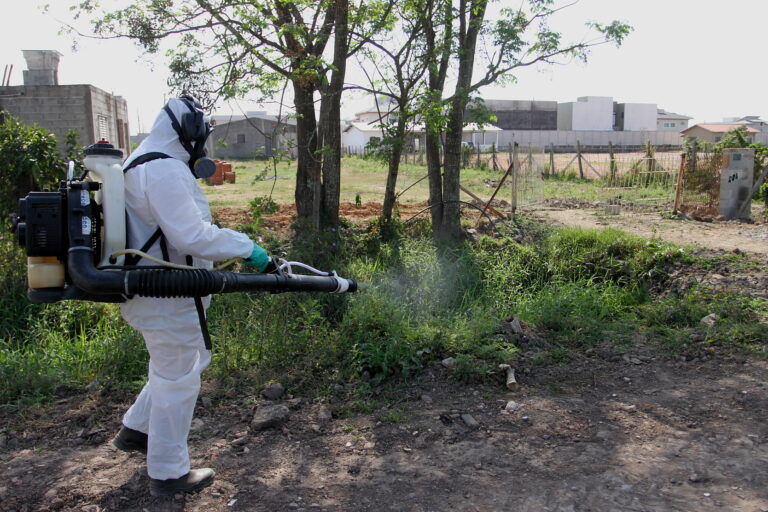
[609,141,617,183]
[576,140,584,179]
[673,152,687,215]
[549,143,556,176]
[511,142,520,217]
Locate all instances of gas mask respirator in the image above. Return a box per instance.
[163,95,217,179]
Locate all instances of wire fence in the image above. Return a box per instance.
[466,145,682,215]
[350,143,739,220]
[674,151,724,219]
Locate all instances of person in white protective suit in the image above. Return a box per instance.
[111,96,270,497]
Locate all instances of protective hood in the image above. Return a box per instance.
[123,98,207,169]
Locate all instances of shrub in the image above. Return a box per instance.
[0,113,65,215]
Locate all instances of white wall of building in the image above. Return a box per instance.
[557,96,614,131]
[556,103,573,131]
[341,124,383,150]
[496,129,682,147]
[621,103,657,131]
[657,118,689,131]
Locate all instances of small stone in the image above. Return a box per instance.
[501,317,524,335]
[261,382,286,401]
[689,473,705,483]
[441,357,458,369]
[85,379,101,394]
[201,397,213,408]
[403,447,412,453]
[420,394,433,403]
[317,406,333,422]
[504,401,522,412]
[629,358,642,365]
[703,493,711,497]
[461,414,479,428]
[231,436,249,446]
[251,404,290,431]
[288,502,299,509]
[0,435,6,448]
[310,424,322,433]
[700,313,720,327]
[191,418,205,431]
[364,442,375,450]
[286,398,304,409]
[623,377,631,383]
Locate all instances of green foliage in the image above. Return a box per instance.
[2,214,766,406]
[0,113,65,215]
[247,195,279,227]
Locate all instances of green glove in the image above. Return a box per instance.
[242,242,270,272]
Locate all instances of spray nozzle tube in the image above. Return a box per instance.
[66,247,357,300]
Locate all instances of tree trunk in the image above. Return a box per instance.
[381,115,407,225]
[293,82,319,221]
[422,0,452,240]
[440,98,466,241]
[437,0,487,243]
[318,0,348,229]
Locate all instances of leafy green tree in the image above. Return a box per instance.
[0,113,65,216]
[418,0,631,243]
[73,0,393,230]
[354,1,429,230]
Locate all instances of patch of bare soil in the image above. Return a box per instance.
[3,344,768,512]
[2,204,767,512]
[532,204,768,256]
[214,202,433,232]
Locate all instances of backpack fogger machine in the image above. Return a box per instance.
[15,140,357,304]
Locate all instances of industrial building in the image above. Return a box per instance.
[475,99,557,130]
[0,50,130,154]
[209,112,297,159]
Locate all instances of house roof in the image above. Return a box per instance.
[657,109,692,120]
[681,123,760,134]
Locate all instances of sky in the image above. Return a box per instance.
[0,0,765,135]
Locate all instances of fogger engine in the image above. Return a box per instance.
[15,140,357,304]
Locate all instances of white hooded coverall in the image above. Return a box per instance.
[120,99,252,480]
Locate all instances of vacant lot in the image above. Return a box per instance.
[1,157,766,512]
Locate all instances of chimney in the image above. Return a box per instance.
[22,50,62,86]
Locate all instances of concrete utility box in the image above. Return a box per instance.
[719,148,754,220]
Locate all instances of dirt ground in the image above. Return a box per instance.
[2,203,768,512]
[531,201,768,256]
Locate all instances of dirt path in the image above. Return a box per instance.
[2,347,768,512]
[2,204,768,512]
[531,206,768,256]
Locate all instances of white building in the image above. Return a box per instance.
[725,115,768,133]
[557,96,614,131]
[614,102,657,131]
[657,109,692,131]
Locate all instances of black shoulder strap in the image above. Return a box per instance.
[187,255,213,351]
[123,152,172,173]
[123,152,173,266]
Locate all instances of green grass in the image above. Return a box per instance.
[3,219,766,405]
[202,156,514,209]
[1,157,766,405]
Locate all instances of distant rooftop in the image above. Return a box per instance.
[657,109,692,120]
[682,123,760,134]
